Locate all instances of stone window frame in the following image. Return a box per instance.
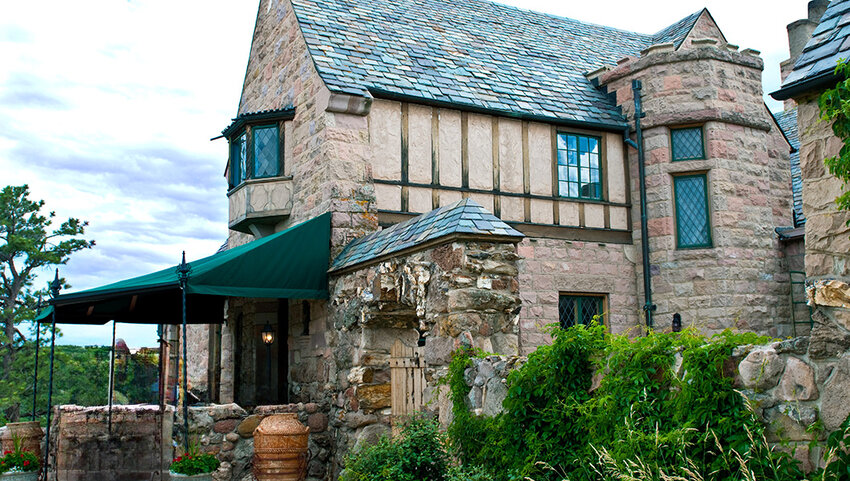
[669,125,706,162]
[558,292,607,328]
[554,131,605,201]
[672,171,713,250]
[227,121,286,191]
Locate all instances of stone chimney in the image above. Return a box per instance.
[781,0,829,109]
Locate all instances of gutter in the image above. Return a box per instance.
[626,80,655,329]
[771,70,838,101]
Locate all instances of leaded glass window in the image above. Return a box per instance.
[671,127,704,161]
[556,133,602,200]
[559,294,604,328]
[253,124,280,178]
[230,132,247,188]
[674,174,712,248]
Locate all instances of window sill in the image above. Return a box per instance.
[227,175,293,197]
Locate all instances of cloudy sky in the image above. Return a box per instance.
[1,0,803,347]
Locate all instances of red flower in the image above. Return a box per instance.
[2,451,9,455]
[24,460,30,466]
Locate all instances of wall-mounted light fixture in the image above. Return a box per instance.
[261,322,275,345]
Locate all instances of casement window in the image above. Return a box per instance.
[252,124,280,178]
[670,127,705,161]
[559,294,604,328]
[230,132,247,188]
[556,133,603,200]
[228,123,284,189]
[674,173,712,249]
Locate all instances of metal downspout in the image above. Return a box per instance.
[630,80,655,329]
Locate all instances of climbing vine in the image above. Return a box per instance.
[819,60,850,216]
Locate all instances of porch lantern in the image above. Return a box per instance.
[261,322,275,345]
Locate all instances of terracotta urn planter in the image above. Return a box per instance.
[168,473,213,481]
[0,473,39,481]
[0,422,43,458]
[253,413,309,481]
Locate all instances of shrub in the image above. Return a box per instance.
[341,415,449,481]
[446,324,806,481]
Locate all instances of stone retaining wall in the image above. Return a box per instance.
[176,402,331,481]
[48,404,174,481]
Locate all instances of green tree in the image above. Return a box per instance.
[0,185,93,422]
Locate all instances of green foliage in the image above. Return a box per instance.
[446,325,807,481]
[0,184,93,422]
[819,60,850,217]
[341,416,451,481]
[170,441,220,475]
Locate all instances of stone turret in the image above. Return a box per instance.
[594,14,793,336]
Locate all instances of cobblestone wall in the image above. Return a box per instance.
[176,402,331,481]
[328,237,522,472]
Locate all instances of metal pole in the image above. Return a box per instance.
[44,270,61,478]
[177,252,191,454]
[107,320,116,433]
[631,79,655,329]
[31,295,42,421]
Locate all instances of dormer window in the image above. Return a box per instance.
[222,108,294,191]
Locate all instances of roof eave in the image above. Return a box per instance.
[771,70,838,101]
[368,87,628,132]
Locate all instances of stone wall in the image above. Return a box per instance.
[516,238,641,352]
[175,402,331,481]
[599,35,795,337]
[48,404,174,481]
[327,237,522,471]
[231,0,377,253]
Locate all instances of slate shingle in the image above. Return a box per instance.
[774,108,805,227]
[330,199,524,271]
[289,0,702,128]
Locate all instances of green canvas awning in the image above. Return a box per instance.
[34,213,331,325]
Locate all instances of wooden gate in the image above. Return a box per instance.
[389,339,427,431]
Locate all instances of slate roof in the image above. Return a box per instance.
[774,0,850,98]
[290,0,703,128]
[774,108,805,226]
[330,199,524,271]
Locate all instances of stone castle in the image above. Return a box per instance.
[166,0,850,477]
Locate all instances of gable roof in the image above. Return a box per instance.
[774,108,805,227]
[290,0,702,129]
[773,0,850,100]
[330,199,524,272]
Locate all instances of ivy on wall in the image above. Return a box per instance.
[819,60,850,217]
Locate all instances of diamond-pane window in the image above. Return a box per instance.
[559,294,604,328]
[556,133,602,200]
[674,174,712,248]
[253,125,280,178]
[230,133,246,188]
[671,127,704,161]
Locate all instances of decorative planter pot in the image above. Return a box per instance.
[168,473,213,481]
[0,422,43,458]
[253,413,309,481]
[0,472,39,481]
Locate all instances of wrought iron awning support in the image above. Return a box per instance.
[107,321,116,433]
[43,270,61,478]
[177,252,191,454]
[31,295,42,421]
